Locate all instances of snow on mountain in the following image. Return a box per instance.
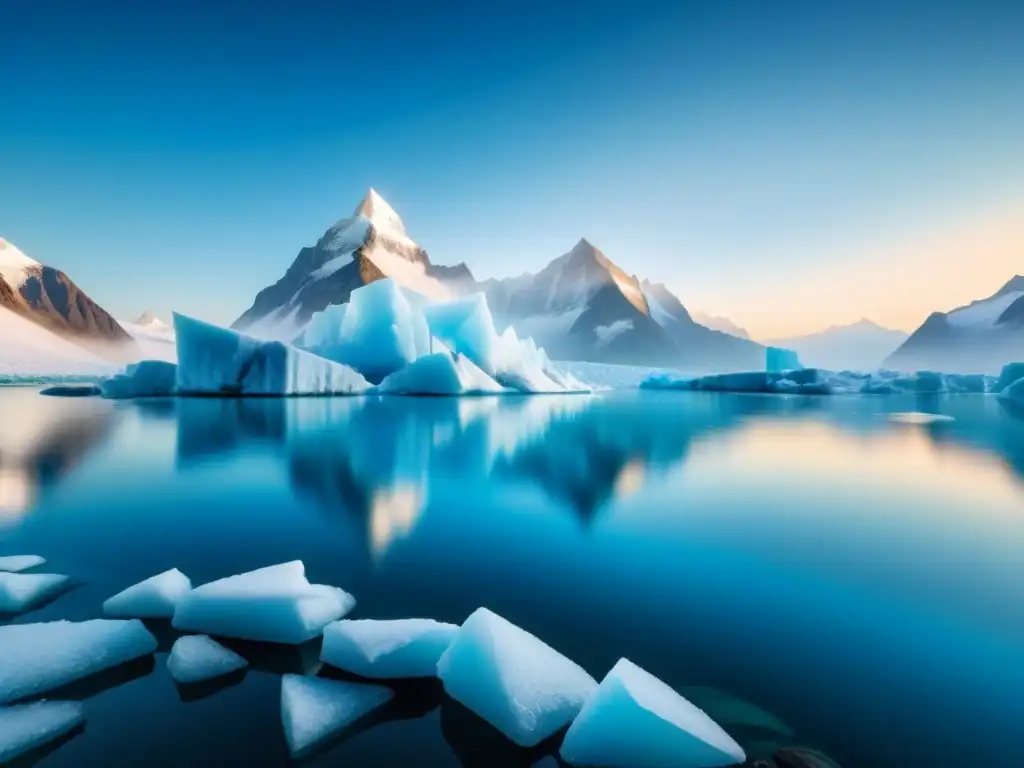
[765,319,908,372]
[886,276,1024,374]
[691,311,751,340]
[0,305,115,377]
[233,190,462,339]
[119,311,177,363]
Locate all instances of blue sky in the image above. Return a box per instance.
[2,0,1022,337]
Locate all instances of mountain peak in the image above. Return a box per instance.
[134,310,166,327]
[994,274,1024,298]
[352,188,406,235]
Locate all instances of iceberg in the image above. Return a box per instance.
[0,555,46,573]
[436,607,597,747]
[100,360,178,399]
[0,572,71,613]
[994,362,1024,393]
[321,618,459,679]
[0,701,85,763]
[280,674,394,758]
[174,314,370,396]
[103,568,192,619]
[172,561,356,644]
[0,619,157,704]
[1000,377,1024,402]
[39,384,102,397]
[377,351,506,396]
[166,635,248,685]
[766,347,802,373]
[560,658,746,768]
[306,279,431,383]
[423,293,498,375]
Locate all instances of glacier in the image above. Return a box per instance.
[174,313,370,396]
[103,568,192,619]
[166,635,248,685]
[0,701,85,764]
[436,607,597,747]
[171,561,356,644]
[560,658,745,768]
[321,618,459,679]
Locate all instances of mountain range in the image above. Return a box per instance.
[765,320,909,372]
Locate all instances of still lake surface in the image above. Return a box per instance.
[1,387,1022,767]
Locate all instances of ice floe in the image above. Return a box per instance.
[0,619,157,704]
[280,674,393,758]
[103,568,192,619]
[166,634,248,685]
[0,572,70,613]
[0,701,85,763]
[0,555,46,573]
[172,561,355,644]
[321,618,458,679]
[560,658,746,768]
[436,607,597,747]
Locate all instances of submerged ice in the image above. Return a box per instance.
[437,607,597,747]
[560,658,746,768]
[280,674,394,758]
[321,618,459,679]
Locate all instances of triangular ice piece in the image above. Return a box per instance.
[560,658,746,768]
[0,572,70,613]
[103,568,192,619]
[0,555,46,573]
[167,635,248,684]
[321,618,458,679]
[0,701,85,763]
[280,674,393,758]
[436,607,597,747]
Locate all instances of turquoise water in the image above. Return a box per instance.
[1,387,1022,767]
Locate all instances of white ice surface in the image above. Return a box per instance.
[172,561,356,644]
[103,568,192,619]
[0,619,157,704]
[166,635,248,685]
[0,701,85,763]
[0,555,46,573]
[321,618,458,679]
[377,351,506,396]
[436,607,597,747]
[0,572,70,613]
[280,674,394,758]
[560,658,746,768]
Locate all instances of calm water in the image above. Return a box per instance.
[1,387,1023,767]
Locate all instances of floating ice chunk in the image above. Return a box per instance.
[423,293,497,374]
[436,607,597,747]
[103,568,192,619]
[560,658,746,768]
[303,302,348,350]
[0,619,157,704]
[280,674,394,758]
[174,314,370,396]
[307,279,431,383]
[0,701,85,763]
[167,635,248,685]
[889,412,955,425]
[1000,377,1024,402]
[172,561,356,644]
[100,360,177,399]
[0,572,70,613]
[0,555,46,573]
[377,352,506,396]
[321,618,458,679]
[766,347,802,373]
[994,362,1024,393]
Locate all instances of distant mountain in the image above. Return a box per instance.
[692,311,751,340]
[233,190,470,338]
[120,310,176,362]
[0,237,135,364]
[481,239,765,370]
[885,276,1024,374]
[234,191,764,370]
[766,319,909,372]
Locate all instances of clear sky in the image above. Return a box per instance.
[1,0,1022,338]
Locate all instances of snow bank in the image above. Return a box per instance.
[167,635,248,684]
[321,618,458,679]
[172,561,356,644]
[103,568,192,619]
[0,619,157,703]
[174,314,370,396]
[377,351,506,396]
[560,658,745,768]
[0,572,70,613]
[100,360,178,399]
[0,555,45,573]
[280,674,393,758]
[437,607,597,747]
[642,368,997,396]
[0,701,85,763]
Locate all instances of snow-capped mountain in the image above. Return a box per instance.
[692,311,751,340]
[119,310,177,362]
[885,276,1024,374]
[233,190,471,339]
[0,236,137,370]
[765,319,909,372]
[481,240,764,370]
